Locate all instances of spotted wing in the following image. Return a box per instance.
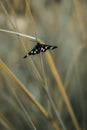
[23,43,41,58]
[40,44,58,52]
[23,43,58,58]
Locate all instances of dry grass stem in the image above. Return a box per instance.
[0,29,37,42]
[45,52,81,130]
[0,59,61,130]
[0,113,15,130]
[39,55,66,130]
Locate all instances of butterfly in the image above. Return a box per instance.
[23,42,58,58]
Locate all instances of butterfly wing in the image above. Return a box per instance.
[49,45,58,50]
[40,44,58,52]
[23,43,58,58]
[23,43,41,58]
[29,43,42,55]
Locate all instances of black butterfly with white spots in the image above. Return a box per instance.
[23,42,58,58]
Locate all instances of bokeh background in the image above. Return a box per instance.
[0,0,87,130]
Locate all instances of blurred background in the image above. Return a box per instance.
[0,0,87,130]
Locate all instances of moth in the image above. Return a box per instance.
[23,42,58,58]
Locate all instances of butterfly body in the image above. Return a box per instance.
[24,42,58,58]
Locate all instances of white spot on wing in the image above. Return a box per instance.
[34,51,36,54]
[50,46,53,49]
[45,46,48,49]
[41,47,45,52]
[41,47,43,50]
[31,51,33,53]
[36,49,38,52]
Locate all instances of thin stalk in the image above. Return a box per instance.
[0,113,15,130]
[39,55,67,130]
[0,29,37,42]
[45,52,81,130]
[0,59,61,130]
[10,88,37,130]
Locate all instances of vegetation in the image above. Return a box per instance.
[0,0,87,130]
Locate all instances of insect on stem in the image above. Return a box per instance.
[23,42,58,58]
